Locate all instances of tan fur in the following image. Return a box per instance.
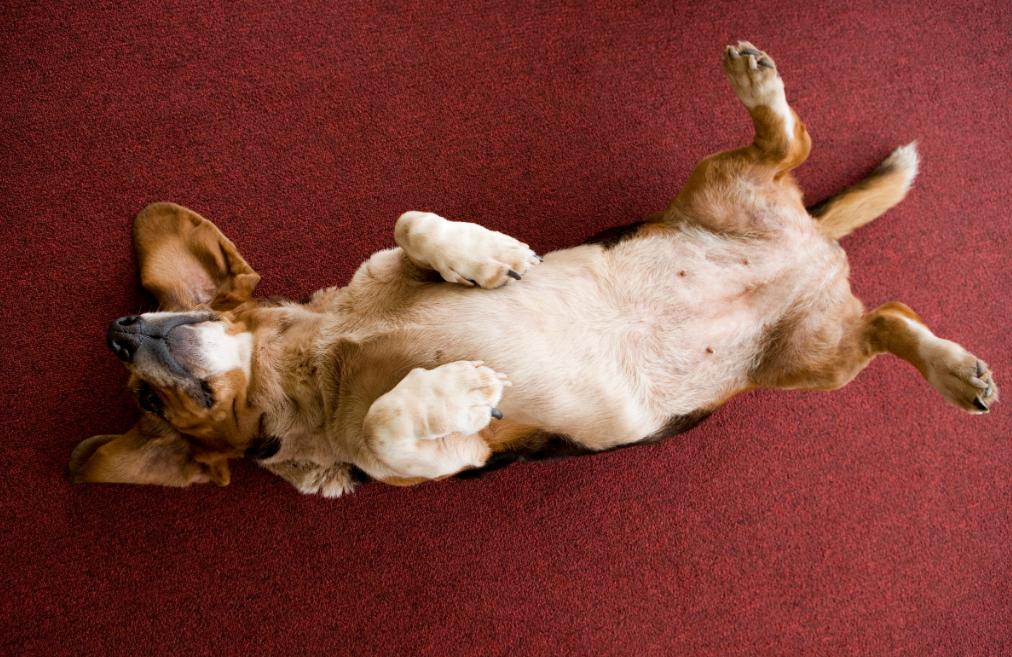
[69,414,230,487]
[134,202,260,311]
[69,42,997,495]
[811,143,920,239]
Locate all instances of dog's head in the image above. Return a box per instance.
[70,202,274,488]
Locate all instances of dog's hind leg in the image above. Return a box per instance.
[859,303,997,413]
[755,301,998,414]
[666,42,812,232]
[720,41,811,175]
[808,143,920,240]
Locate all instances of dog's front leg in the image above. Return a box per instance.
[363,360,509,479]
[394,211,542,288]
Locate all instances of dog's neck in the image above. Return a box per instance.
[245,302,336,446]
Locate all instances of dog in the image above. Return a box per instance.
[69,42,997,497]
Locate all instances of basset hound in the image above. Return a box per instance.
[70,42,997,497]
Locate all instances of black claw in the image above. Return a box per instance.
[758,57,774,68]
[976,361,985,377]
[467,279,479,287]
[740,48,761,57]
[972,398,988,412]
[507,269,522,280]
[535,255,544,262]
[490,408,503,420]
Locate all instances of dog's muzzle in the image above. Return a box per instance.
[106,313,212,377]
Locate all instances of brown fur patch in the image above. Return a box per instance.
[134,202,260,311]
[809,158,915,239]
[69,413,222,487]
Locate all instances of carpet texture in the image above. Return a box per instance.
[2,1,1010,654]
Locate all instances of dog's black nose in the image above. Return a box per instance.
[107,315,145,362]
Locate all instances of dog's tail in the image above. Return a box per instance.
[809,142,920,240]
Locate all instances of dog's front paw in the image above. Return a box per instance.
[364,361,507,479]
[722,41,783,110]
[448,228,542,289]
[396,211,542,288]
[264,460,358,499]
[393,360,510,437]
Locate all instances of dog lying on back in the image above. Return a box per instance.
[70,42,997,497]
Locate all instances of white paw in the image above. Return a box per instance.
[390,360,510,438]
[318,465,358,498]
[265,460,358,499]
[722,41,794,138]
[903,318,998,414]
[297,463,357,498]
[396,211,542,288]
[364,361,507,478]
[923,343,998,415]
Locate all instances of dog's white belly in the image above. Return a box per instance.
[405,224,840,449]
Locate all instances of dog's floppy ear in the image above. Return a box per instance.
[69,414,233,488]
[134,202,260,311]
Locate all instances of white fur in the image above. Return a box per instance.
[724,43,794,142]
[901,317,985,414]
[175,321,252,379]
[770,92,795,143]
[355,212,847,456]
[301,463,357,498]
[395,211,541,288]
[364,361,508,478]
[883,142,920,193]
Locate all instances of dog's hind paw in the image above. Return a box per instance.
[723,42,779,102]
[960,358,998,414]
[924,346,998,414]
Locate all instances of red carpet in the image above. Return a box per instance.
[2,1,1010,654]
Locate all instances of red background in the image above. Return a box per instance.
[2,1,1009,654]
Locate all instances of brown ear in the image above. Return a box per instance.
[69,414,232,488]
[134,202,260,311]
